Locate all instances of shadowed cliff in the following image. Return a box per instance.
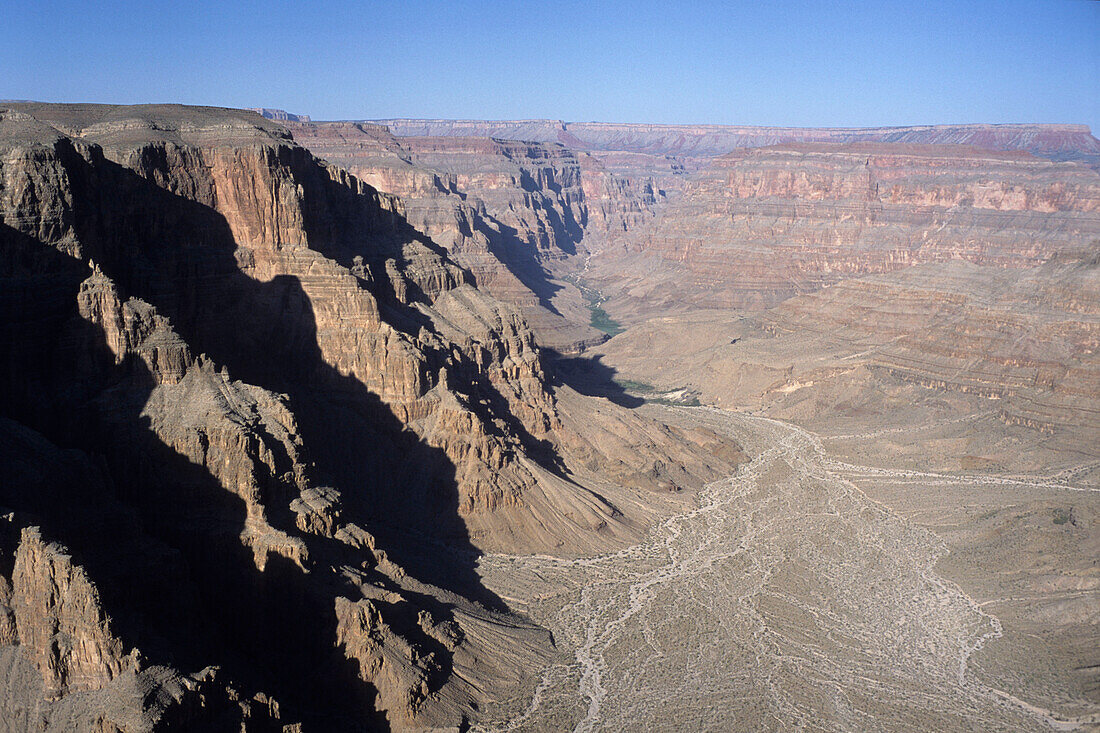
[0,103,748,731]
[0,106,559,731]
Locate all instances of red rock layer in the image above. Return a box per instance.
[0,103,742,730]
[762,251,1100,447]
[287,120,605,351]
[589,143,1100,313]
[373,119,1100,162]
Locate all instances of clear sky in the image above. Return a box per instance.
[3,0,1098,130]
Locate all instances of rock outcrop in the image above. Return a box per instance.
[0,423,287,732]
[586,143,1100,314]
[592,248,1100,473]
[13,99,1096,731]
[251,108,312,123]
[759,250,1100,449]
[286,120,605,352]
[0,103,738,730]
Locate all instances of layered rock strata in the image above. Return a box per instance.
[592,249,1100,467]
[587,143,1100,315]
[373,118,1100,164]
[286,121,604,352]
[0,103,737,730]
[760,251,1100,450]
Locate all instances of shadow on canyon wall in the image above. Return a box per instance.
[543,350,645,409]
[0,139,530,730]
[465,173,586,320]
[300,195,571,485]
[479,217,567,317]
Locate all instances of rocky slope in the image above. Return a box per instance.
[586,143,1100,314]
[284,118,682,254]
[285,121,604,352]
[0,103,738,730]
[587,251,1100,723]
[246,108,1100,727]
[760,249,1100,443]
[8,103,1096,731]
[592,248,1100,471]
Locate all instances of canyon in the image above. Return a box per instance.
[1,104,1097,731]
[370,119,1100,165]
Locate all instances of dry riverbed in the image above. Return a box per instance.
[473,407,1098,732]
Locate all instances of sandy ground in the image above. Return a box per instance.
[472,406,1099,732]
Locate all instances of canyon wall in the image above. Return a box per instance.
[5,103,1095,730]
[267,108,1100,468]
[371,118,1100,163]
[286,121,603,352]
[762,250,1100,445]
[586,143,1100,314]
[0,103,736,730]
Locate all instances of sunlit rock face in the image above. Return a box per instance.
[364,118,1100,317]
[373,118,1100,163]
[0,102,737,730]
[760,251,1100,444]
[584,143,1100,313]
[286,120,607,353]
[6,102,1098,731]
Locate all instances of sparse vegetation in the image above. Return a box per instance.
[613,378,658,393]
[589,303,626,336]
[612,377,702,406]
[1052,507,1073,525]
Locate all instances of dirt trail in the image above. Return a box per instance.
[474,408,1081,732]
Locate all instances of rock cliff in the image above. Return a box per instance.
[285,121,604,352]
[759,250,1100,447]
[0,103,738,730]
[9,100,1096,730]
[251,109,1098,726]
[586,143,1100,314]
[592,247,1100,473]
[373,119,1100,164]
[251,108,312,123]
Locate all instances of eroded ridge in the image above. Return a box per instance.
[475,409,1065,732]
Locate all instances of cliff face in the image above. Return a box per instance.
[250,107,312,123]
[399,136,587,260]
[0,104,559,520]
[0,422,288,732]
[586,143,1100,314]
[286,121,603,352]
[590,249,1100,477]
[365,122,1100,315]
[576,151,679,244]
[761,251,1100,443]
[8,101,1095,730]
[374,118,1100,163]
[0,103,737,730]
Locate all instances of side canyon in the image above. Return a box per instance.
[1,104,1097,731]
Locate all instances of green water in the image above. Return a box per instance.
[588,302,625,336]
[568,274,626,336]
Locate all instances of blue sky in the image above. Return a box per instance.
[2,0,1097,130]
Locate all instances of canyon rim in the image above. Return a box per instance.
[0,101,1096,732]
[2,2,1099,731]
